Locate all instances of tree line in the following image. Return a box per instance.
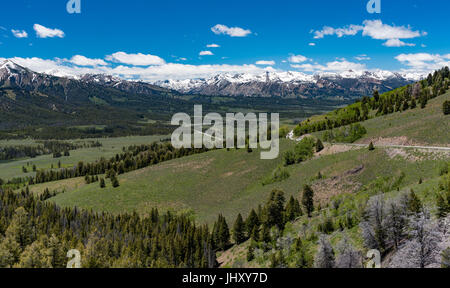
[0,188,217,268]
[7,142,210,186]
[294,67,449,137]
[0,140,102,161]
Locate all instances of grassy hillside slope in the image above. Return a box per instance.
[312,91,450,146]
[356,91,449,146]
[23,91,450,226]
[219,163,449,268]
[41,141,447,224]
[0,135,165,180]
[49,141,292,224]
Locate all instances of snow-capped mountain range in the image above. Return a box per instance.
[1,59,423,100]
[0,60,167,95]
[154,70,422,99]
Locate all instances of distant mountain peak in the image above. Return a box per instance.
[0,60,29,74]
[154,70,420,99]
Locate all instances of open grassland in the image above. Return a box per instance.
[49,140,293,224]
[313,92,450,146]
[0,135,166,180]
[40,139,448,225]
[356,91,449,146]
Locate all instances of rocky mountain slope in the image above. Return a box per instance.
[155,70,419,99]
[0,60,181,129]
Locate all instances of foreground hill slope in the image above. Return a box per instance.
[355,91,449,146]
[311,90,450,146]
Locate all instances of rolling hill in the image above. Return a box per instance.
[22,91,448,225]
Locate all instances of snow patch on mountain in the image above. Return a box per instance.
[154,70,422,93]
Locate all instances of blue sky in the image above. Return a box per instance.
[0,0,449,81]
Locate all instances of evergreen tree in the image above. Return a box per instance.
[293,238,308,268]
[373,90,380,102]
[410,98,417,109]
[315,139,324,153]
[302,185,314,217]
[421,96,428,109]
[361,102,369,120]
[285,196,301,222]
[232,214,246,244]
[263,190,286,230]
[5,207,32,248]
[250,226,260,243]
[246,242,255,262]
[213,215,230,250]
[245,209,260,238]
[261,222,271,244]
[436,187,450,218]
[269,252,279,268]
[407,190,423,214]
[100,178,106,188]
[444,100,450,115]
[402,99,409,111]
[111,174,120,188]
[16,239,50,268]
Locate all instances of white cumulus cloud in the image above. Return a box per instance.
[288,54,309,63]
[354,54,371,61]
[199,51,214,56]
[33,24,65,38]
[395,53,450,73]
[311,20,426,47]
[211,24,252,37]
[11,29,28,38]
[291,59,366,73]
[105,52,165,66]
[206,44,220,48]
[362,20,425,40]
[70,55,108,66]
[255,60,275,66]
[313,24,363,39]
[383,39,415,47]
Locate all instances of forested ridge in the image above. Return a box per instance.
[0,140,102,161]
[294,67,450,136]
[0,188,217,268]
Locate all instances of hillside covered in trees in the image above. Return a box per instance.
[293,67,449,137]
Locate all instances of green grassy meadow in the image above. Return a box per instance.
[37,140,447,225]
[313,91,450,146]
[0,135,166,180]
